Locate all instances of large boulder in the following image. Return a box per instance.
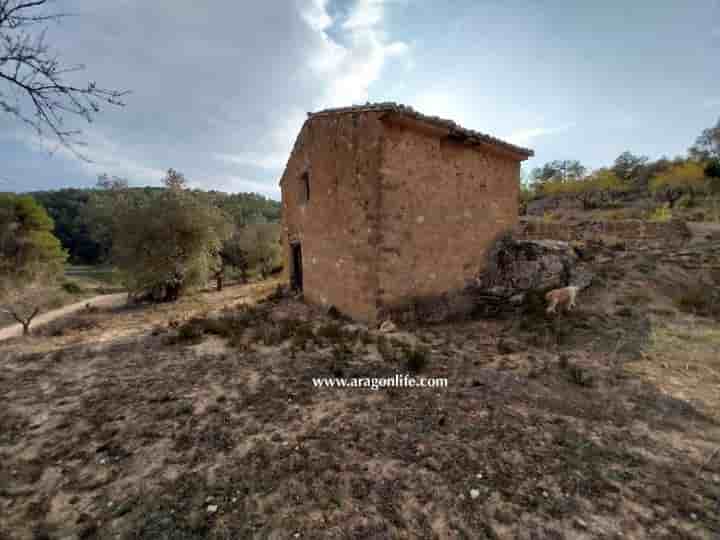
[469,235,592,316]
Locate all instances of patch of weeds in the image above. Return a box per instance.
[61,281,84,294]
[566,364,595,387]
[377,335,396,362]
[260,321,291,346]
[291,322,315,348]
[674,284,720,318]
[177,320,205,342]
[358,329,374,346]
[47,316,99,337]
[625,291,653,305]
[316,321,344,342]
[400,344,430,373]
[649,306,675,317]
[330,341,353,377]
[634,260,655,274]
[647,204,672,222]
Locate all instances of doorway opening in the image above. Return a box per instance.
[290,242,303,291]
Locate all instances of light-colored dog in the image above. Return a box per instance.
[545,286,580,315]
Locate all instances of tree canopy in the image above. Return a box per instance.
[689,117,720,161]
[30,186,281,264]
[0,193,67,333]
[104,170,234,301]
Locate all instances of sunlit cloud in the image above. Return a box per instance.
[506,124,576,146]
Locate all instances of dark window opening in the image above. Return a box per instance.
[300,172,310,204]
[290,242,303,291]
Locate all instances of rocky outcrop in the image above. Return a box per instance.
[381,236,593,323]
[469,235,592,316]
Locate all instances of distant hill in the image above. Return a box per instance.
[27,188,281,264]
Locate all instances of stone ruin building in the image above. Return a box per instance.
[279,103,534,323]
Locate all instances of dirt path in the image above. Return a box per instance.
[0,293,126,341]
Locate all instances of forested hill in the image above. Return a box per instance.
[28,188,281,265]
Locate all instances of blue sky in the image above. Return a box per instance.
[2,0,719,198]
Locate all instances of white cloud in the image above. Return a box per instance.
[343,0,384,30]
[300,0,333,31]
[215,152,289,171]
[16,130,166,184]
[505,124,576,146]
[6,0,411,194]
[227,0,411,172]
[306,0,410,109]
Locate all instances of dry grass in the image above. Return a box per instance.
[1,260,720,539]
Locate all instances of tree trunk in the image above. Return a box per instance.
[10,307,39,337]
[216,274,223,291]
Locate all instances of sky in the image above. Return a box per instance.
[2,0,719,199]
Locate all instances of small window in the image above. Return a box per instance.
[300,171,310,204]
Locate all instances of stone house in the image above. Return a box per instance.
[279,103,533,324]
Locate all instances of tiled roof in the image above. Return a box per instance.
[308,102,534,158]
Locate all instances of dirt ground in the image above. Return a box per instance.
[1,249,719,539]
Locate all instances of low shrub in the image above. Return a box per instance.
[402,345,430,373]
[61,281,84,294]
[674,285,720,318]
[377,335,395,362]
[316,322,344,342]
[177,320,206,342]
[647,204,672,222]
[566,365,595,387]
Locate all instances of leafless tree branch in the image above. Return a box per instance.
[0,0,129,158]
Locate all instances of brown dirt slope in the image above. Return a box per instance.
[0,248,719,539]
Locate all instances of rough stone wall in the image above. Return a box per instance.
[280,112,384,322]
[376,121,521,320]
[515,218,691,246]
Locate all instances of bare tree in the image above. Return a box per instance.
[0,0,128,153]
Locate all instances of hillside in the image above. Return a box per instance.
[1,226,719,538]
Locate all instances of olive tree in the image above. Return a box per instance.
[237,223,282,279]
[108,170,233,301]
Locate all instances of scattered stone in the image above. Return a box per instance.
[469,489,480,500]
[497,338,523,355]
[379,320,397,333]
[207,505,218,514]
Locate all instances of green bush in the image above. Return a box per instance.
[403,345,430,373]
[647,204,672,222]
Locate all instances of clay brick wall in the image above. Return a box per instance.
[376,120,521,319]
[281,110,525,323]
[514,218,691,245]
[280,112,384,322]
